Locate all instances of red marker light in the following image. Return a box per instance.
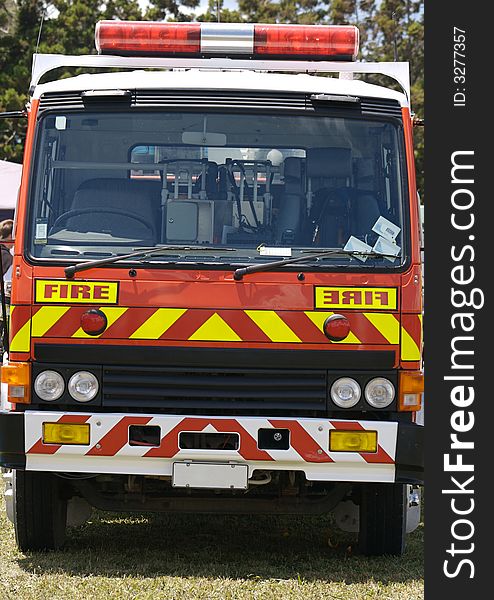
[95,21,359,61]
[81,309,107,336]
[96,21,201,55]
[323,314,351,342]
[254,24,359,61]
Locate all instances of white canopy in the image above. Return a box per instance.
[0,160,22,210]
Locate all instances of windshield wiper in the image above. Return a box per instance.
[233,249,398,280]
[64,245,397,279]
[64,245,236,278]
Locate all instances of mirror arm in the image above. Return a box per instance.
[0,110,27,119]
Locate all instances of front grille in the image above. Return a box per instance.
[135,90,308,111]
[103,366,328,412]
[360,98,402,118]
[29,357,398,416]
[39,92,84,111]
[38,91,402,119]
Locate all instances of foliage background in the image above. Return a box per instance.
[0,0,423,192]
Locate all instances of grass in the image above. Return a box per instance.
[0,477,423,600]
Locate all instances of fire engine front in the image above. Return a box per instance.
[2,78,423,498]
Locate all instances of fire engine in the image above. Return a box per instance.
[0,21,423,556]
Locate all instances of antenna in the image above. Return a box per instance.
[392,11,398,62]
[35,8,46,54]
[217,0,221,23]
[32,8,46,84]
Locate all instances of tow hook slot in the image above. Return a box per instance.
[178,431,239,451]
[128,425,161,447]
[258,428,290,450]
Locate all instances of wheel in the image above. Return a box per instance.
[12,470,67,551]
[358,483,407,556]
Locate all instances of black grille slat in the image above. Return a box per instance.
[106,386,324,400]
[39,93,84,111]
[102,366,327,411]
[360,98,402,117]
[135,91,307,110]
[39,91,308,112]
[39,90,402,119]
[104,373,322,389]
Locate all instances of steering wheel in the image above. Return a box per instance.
[51,207,155,236]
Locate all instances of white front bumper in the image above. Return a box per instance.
[24,411,398,483]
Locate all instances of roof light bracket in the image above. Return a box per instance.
[30,54,410,103]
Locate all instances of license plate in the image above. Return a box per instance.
[172,462,248,490]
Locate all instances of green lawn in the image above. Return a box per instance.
[0,478,423,600]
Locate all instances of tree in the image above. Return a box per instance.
[0,0,146,161]
[1,1,17,36]
[0,0,44,161]
[328,0,356,24]
[42,1,143,56]
[146,0,200,22]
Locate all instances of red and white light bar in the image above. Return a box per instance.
[95,21,359,61]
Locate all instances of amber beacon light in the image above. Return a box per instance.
[95,21,359,61]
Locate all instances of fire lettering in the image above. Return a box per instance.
[70,285,91,299]
[374,291,389,306]
[341,291,362,305]
[44,284,59,298]
[315,287,396,310]
[36,280,118,304]
[322,290,340,305]
[93,285,110,300]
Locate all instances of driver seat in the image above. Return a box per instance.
[66,178,161,243]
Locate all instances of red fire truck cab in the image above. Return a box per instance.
[0,22,423,556]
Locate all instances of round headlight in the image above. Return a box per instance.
[68,371,99,402]
[330,378,361,408]
[365,377,395,408]
[34,370,64,401]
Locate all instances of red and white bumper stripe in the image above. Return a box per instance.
[24,412,398,483]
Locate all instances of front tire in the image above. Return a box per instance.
[13,470,67,551]
[358,483,407,556]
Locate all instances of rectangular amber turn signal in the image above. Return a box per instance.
[399,370,424,411]
[43,423,90,445]
[329,430,377,453]
[2,362,30,385]
[1,362,31,404]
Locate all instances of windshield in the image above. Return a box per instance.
[28,109,407,268]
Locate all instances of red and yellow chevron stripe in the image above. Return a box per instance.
[400,313,422,362]
[10,305,404,351]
